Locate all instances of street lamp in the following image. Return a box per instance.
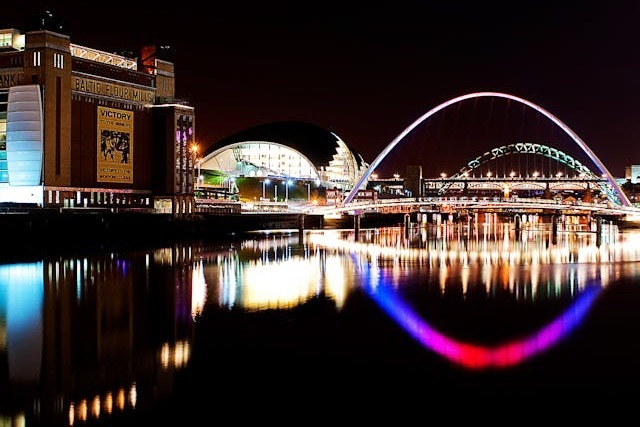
[306,182,311,202]
[274,182,278,202]
[262,178,270,200]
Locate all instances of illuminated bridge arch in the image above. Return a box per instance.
[342,92,630,207]
[440,142,619,203]
[459,142,595,177]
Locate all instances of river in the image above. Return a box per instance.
[2,219,640,425]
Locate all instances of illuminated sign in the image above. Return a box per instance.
[0,71,23,88]
[97,106,133,184]
[73,76,154,103]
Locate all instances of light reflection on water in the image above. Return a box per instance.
[2,223,640,424]
[199,225,640,370]
[205,225,640,312]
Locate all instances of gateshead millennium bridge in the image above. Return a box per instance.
[313,92,640,223]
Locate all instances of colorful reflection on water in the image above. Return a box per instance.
[199,225,640,370]
[2,222,640,424]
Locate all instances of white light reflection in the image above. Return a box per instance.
[128,384,137,408]
[324,257,347,310]
[308,226,640,298]
[191,259,207,319]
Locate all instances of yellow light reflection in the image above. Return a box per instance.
[161,342,170,368]
[91,395,100,418]
[104,391,113,414]
[116,389,125,410]
[243,259,315,309]
[78,399,87,422]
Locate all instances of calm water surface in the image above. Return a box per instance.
[3,222,640,425]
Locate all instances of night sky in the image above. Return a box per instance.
[3,2,640,177]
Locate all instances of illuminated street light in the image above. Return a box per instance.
[262,178,271,200]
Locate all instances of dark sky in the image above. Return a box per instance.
[4,2,640,177]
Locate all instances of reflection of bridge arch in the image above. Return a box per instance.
[440,142,618,203]
[342,92,630,207]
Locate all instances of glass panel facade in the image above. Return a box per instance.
[0,91,7,183]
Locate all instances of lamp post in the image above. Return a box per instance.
[284,179,292,202]
[262,178,270,200]
[274,183,278,202]
[196,158,201,188]
[306,182,311,202]
[190,144,199,192]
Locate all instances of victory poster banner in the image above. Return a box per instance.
[97,106,133,183]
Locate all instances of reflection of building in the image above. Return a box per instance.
[202,121,369,191]
[0,23,195,214]
[0,246,195,425]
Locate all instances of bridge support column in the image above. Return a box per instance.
[596,216,602,247]
[354,213,361,240]
[298,214,306,244]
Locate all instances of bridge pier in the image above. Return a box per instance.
[404,213,411,238]
[298,214,306,245]
[354,213,361,240]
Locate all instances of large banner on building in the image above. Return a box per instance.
[97,106,133,183]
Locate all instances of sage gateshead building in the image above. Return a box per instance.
[201,121,369,192]
[0,26,196,214]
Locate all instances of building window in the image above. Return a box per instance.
[54,53,64,69]
[0,34,11,47]
[33,51,41,67]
